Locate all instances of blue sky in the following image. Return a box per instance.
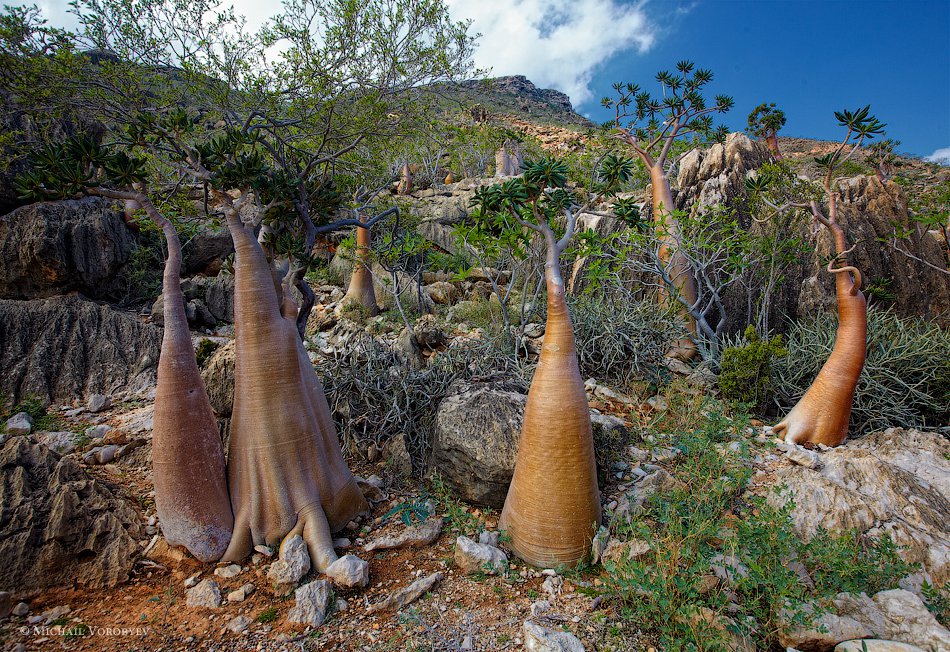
[38,0,949,159]
[583,0,950,160]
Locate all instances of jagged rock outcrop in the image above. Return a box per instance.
[768,428,950,583]
[151,275,235,327]
[0,295,161,403]
[0,437,143,591]
[0,197,137,301]
[201,340,235,417]
[669,133,950,329]
[801,175,950,321]
[181,225,233,276]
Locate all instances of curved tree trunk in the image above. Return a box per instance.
[222,213,367,568]
[650,164,699,359]
[499,244,601,567]
[144,198,233,562]
[774,221,867,447]
[342,215,379,316]
[397,162,413,195]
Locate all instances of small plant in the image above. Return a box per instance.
[718,325,788,410]
[255,607,279,624]
[922,581,950,626]
[194,338,220,368]
[62,623,91,641]
[428,473,483,536]
[384,497,433,526]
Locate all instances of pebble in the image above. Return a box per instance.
[214,564,243,579]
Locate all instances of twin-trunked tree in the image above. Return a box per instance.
[472,156,633,566]
[603,61,733,358]
[8,0,475,567]
[749,107,885,446]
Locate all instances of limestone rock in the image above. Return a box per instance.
[454,536,507,575]
[268,534,311,594]
[0,438,142,591]
[86,394,111,413]
[768,428,950,582]
[784,443,821,469]
[35,431,77,454]
[523,620,586,651]
[835,641,927,652]
[368,572,443,613]
[227,583,255,603]
[4,412,32,436]
[429,384,527,508]
[0,296,160,404]
[364,518,443,551]
[186,579,222,608]
[325,554,369,588]
[225,614,250,634]
[0,197,137,301]
[288,580,332,627]
[200,340,235,417]
[425,281,457,306]
[214,564,242,579]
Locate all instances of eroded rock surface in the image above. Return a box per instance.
[0,438,142,591]
[768,428,950,582]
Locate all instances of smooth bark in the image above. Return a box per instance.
[342,214,380,316]
[138,196,233,562]
[222,212,367,568]
[774,209,867,447]
[499,239,601,567]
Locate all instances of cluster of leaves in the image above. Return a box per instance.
[773,308,950,434]
[600,396,916,650]
[747,102,786,140]
[718,325,788,410]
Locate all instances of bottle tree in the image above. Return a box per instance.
[866,139,900,182]
[472,155,634,567]
[750,106,885,447]
[748,102,787,160]
[16,137,234,562]
[603,61,732,358]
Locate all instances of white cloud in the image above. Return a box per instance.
[444,0,656,107]
[37,0,657,108]
[925,147,950,165]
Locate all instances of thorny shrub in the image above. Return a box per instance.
[717,325,788,411]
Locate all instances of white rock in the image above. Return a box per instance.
[454,536,507,574]
[12,602,30,617]
[35,431,76,454]
[86,394,111,413]
[214,564,242,579]
[542,575,563,600]
[84,424,111,440]
[325,554,369,588]
[478,530,500,547]
[364,518,442,551]
[5,412,33,436]
[287,580,332,628]
[225,614,250,634]
[186,579,222,608]
[530,600,552,617]
[835,641,927,652]
[183,573,201,588]
[227,583,255,602]
[523,620,585,651]
[268,534,311,593]
[784,444,822,469]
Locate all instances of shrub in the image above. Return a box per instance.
[194,338,220,368]
[773,309,950,434]
[600,401,917,650]
[568,295,684,388]
[318,334,532,473]
[718,326,787,409]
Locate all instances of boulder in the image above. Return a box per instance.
[325,554,369,588]
[425,281,457,306]
[768,428,950,582]
[0,438,142,591]
[835,641,927,652]
[200,340,235,417]
[428,384,527,508]
[0,197,138,301]
[4,412,32,436]
[523,620,586,651]
[363,518,443,552]
[186,579,222,609]
[268,534,311,594]
[0,296,161,404]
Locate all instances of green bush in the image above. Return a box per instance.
[194,338,220,368]
[599,401,916,650]
[773,309,950,434]
[569,295,684,388]
[718,326,787,409]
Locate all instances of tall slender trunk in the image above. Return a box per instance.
[145,199,233,562]
[221,213,367,567]
[397,163,412,195]
[774,218,867,447]
[650,164,699,358]
[342,215,379,316]
[499,243,601,567]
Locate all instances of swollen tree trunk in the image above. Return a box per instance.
[142,198,233,562]
[766,132,783,160]
[397,162,412,195]
[774,220,867,447]
[499,242,601,567]
[342,216,379,316]
[650,164,699,359]
[222,213,367,568]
